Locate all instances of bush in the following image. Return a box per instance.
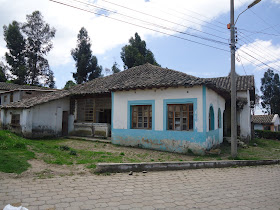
[59,145,70,151]
[255,130,280,140]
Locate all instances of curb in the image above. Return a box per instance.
[95,159,280,173]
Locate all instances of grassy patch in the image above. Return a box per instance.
[1,129,280,175]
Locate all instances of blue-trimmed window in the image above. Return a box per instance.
[167,104,193,131]
[218,108,221,128]
[131,105,152,129]
[209,106,214,131]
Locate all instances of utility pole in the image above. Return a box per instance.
[230,0,237,158]
[229,0,262,158]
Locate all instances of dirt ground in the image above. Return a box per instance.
[0,139,220,179]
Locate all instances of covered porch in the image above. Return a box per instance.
[69,93,112,138]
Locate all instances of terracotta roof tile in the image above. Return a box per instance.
[252,115,274,124]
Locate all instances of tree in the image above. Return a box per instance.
[71,27,102,84]
[120,32,160,69]
[21,11,56,87]
[0,62,7,82]
[3,21,27,84]
[112,62,121,74]
[64,80,76,90]
[260,69,280,115]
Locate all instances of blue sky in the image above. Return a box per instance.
[0,0,279,98]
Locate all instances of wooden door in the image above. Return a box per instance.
[62,111,68,136]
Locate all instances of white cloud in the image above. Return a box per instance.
[0,0,254,87]
[236,39,280,71]
[272,0,280,4]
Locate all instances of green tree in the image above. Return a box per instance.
[3,21,27,84]
[121,32,160,69]
[71,27,102,84]
[0,62,7,82]
[21,11,56,87]
[112,62,121,74]
[64,80,76,89]
[260,69,280,114]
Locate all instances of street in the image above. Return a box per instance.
[1,165,280,210]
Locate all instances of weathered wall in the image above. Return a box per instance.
[205,87,225,148]
[1,91,21,105]
[0,108,24,135]
[113,86,203,131]
[112,86,225,155]
[237,90,251,141]
[29,97,70,138]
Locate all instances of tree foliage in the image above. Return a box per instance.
[71,27,102,84]
[64,80,76,90]
[0,62,7,82]
[260,69,280,115]
[121,33,160,69]
[112,62,121,74]
[3,21,27,84]
[3,11,56,87]
[22,11,56,86]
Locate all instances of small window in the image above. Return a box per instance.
[131,105,152,129]
[209,106,214,131]
[11,114,20,126]
[10,93,13,103]
[4,95,7,102]
[167,104,193,131]
[218,108,221,128]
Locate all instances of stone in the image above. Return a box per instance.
[208,149,221,155]
[142,171,147,173]
[129,171,133,175]
[253,143,258,147]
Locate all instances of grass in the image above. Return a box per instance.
[0,130,279,174]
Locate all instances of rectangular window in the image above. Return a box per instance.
[11,114,20,126]
[131,105,152,129]
[167,104,193,131]
[4,95,7,102]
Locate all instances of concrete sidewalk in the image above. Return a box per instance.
[1,165,280,210]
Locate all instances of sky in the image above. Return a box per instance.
[0,0,279,113]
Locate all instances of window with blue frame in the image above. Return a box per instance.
[209,106,214,131]
[167,104,193,131]
[131,105,152,129]
[218,108,221,128]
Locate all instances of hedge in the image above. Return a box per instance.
[255,130,280,140]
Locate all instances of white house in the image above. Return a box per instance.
[252,114,280,132]
[0,64,255,154]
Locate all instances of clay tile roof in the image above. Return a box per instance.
[0,82,54,91]
[252,115,274,124]
[1,90,71,109]
[208,75,255,91]
[1,63,255,109]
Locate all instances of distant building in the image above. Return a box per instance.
[252,114,280,132]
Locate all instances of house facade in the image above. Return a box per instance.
[252,114,280,132]
[0,64,255,154]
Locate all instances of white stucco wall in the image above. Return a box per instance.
[113,86,204,132]
[205,88,226,136]
[30,97,70,137]
[1,91,21,105]
[237,90,251,140]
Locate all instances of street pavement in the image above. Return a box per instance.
[0,165,279,210]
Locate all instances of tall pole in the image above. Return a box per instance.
[230,0,237,157]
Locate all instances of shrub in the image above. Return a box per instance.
[69,150,77,156]
[59,145,70,151]
[255,130,280,140]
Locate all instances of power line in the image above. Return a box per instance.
[237,31,280,62]
[102,0,230,35]
[238,48,279,71]
[238,28,280,37]
[236,52,247,75]
[99,0,229,41]
[70,0,229,46]
[236,42,280,69]
[49,0,230,53]
[237,24,280,38]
